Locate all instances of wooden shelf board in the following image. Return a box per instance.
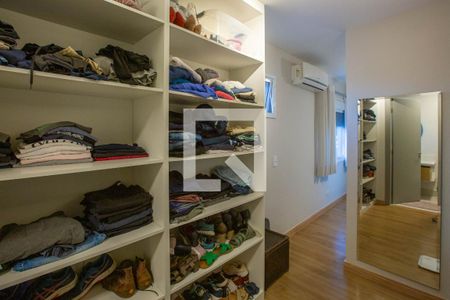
[0,157,164,182]
[169,149,264,162]
[0,0,164,43]
[0,223,164,290]
[0,66,163,100]
[170,25,263,70]
[169,91,264,108]
[170,192,264,229]
[170,235,263,294]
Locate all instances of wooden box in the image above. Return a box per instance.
[265,229,289,289]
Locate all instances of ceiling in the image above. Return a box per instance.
[262,0,437,80]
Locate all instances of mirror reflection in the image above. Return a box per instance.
[357,92,441,289]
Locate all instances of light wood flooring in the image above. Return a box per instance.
[358,204,440,289]
[265,200,425,300]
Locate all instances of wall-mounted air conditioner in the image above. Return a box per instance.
[292,62,329,92]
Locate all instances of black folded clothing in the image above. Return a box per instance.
[91,144,149,161]
[81,182,154,237]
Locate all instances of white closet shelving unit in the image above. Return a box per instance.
[0,0,266,299]
[358,99,378,213]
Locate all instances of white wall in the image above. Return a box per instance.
[265,43,347,234]
[346,0,450,297]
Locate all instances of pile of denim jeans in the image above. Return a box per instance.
[15,121,96,167]
[91,144,148,161]
[169,110,206,157]
[81,182,154,237]
[0,132,15,169]
[0,212,106,272]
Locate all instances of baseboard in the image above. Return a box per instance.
[343,262,443,300]
[286,195,346,238]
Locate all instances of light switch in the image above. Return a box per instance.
[272,155,279,167]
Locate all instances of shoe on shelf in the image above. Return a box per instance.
[103,260,136,298]
[182,283,211,300]
[62,254,116,300]
[223,261,249,278]
[27,267,77,300]
[197,221,215,237]
[134,257,153,291]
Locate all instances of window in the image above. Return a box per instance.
[336,96,346,162]
[265,76,276,118]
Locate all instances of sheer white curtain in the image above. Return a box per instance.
[315,85,336,177]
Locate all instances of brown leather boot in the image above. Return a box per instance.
[134,257,153,290]
[102,260,136,298]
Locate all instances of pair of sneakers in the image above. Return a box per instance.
[103,257,153,298]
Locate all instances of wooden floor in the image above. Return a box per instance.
[265,200,420,300]
[358,204,440,289]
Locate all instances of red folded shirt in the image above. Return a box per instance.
[94,154,149,161]
[215,91,235,101]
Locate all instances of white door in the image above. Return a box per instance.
[392,98,422,204]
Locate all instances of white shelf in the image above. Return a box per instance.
[362,120,377,124]
[86,284,165,300]
[170,192,264,229]
[169,149,264,162]
[362,159,376,164]
[170,25,263,70]
[362,139,377,143]
[194,0,263,22]
[0,157,164,182]
[0,66,163,100]
[170,235,263,294]
[0,223,164,290]
[0,0,164,43]
[169,91,264,108]
[361,177,376,185]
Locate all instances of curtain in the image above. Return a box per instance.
[315,85,337,177]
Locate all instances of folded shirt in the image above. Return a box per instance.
[170,83,218,99]
[170,57,202,83]
[19,152,92,166]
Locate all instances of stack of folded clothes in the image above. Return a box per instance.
[223,81,256,103]
[0,212,105,272]
[91,144,148,161]
[169,110,206,157]
[204,78,236,101]
[0,21,31,69]
[0,132,16,168]
[0,20,19,50]
[15,121,95,167]
[96,44,157,86]
[196,104,235,154]
[81,182,154,237]
[227,125,263,152]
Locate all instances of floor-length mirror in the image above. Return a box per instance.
[357,92,442,289]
